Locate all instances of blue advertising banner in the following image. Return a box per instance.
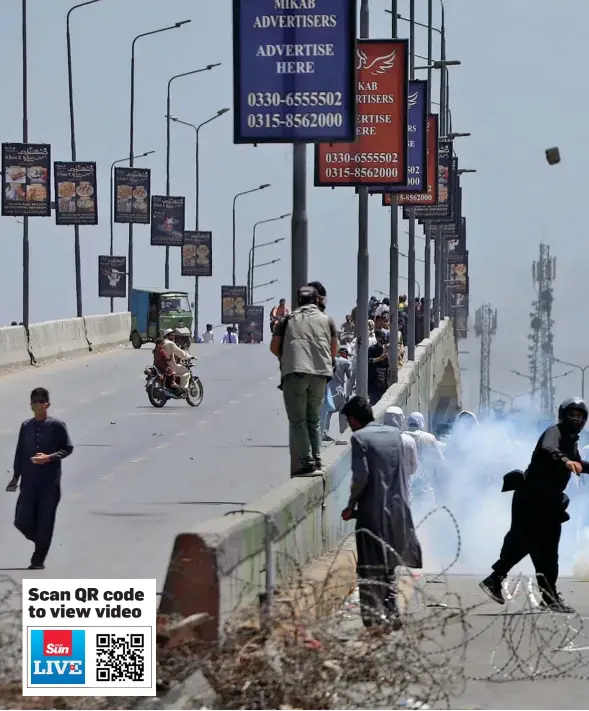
[232,0,357,144]
[369,79,427,194]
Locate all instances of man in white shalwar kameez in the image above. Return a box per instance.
[383,406,418,483]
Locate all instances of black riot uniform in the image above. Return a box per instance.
[480,398,589,612]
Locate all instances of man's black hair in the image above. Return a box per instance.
[297,285,318,306]
[342,396,374,426]
[206,323,212,329]
[307,280,326,297]
[31,387,49,403]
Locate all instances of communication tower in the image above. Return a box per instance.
[528,243,556,415]
[475,303,497,415]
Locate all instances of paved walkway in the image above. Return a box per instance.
[329,574,589,710]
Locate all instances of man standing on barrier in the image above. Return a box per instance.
[6,387,73,570]
[341,396,422,629]
[480,397,589,613]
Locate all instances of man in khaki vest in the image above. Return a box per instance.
[271,285,338,476]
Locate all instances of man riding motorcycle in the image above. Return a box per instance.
[161,328,192,391]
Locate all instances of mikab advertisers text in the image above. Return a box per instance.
[150,196,186,247]
[315,39,409,187]
[238,305,264,343]
[98,256,127,299]
[54,162,98,226]
[389,113,438,207]
[371,79,427,195]
[182,231,213,277]
[2,143,51,217]
[232,0,357,144]
[22,578,157,697]
[221,285,247,324]
[114,168,151,224]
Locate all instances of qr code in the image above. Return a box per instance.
[95,633,145,683]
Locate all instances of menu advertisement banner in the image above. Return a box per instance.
[98,255,126,298]
[114,167,151,224]
[448,251,468,293]
[232,0,357,144]
[181,231,212,277]
[370,79,426,195]
[385,114,438,207]
[315,39,408,187]
[150,196,186,247]
[54,162,98,226]
[404,138,452,219]
[221,285,247,324]
[1,143,51,217]
[238,305,264,343]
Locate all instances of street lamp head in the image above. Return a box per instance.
[142,150,156,157]
[175,20,191,28]
[207,63,221,70]
[260,183,271,189]
[275,237,286,243]
[217,108,230,116]
[448,132,471,139]
[434,59,461,67]
[279,213,290,219]
[458,168,477,175]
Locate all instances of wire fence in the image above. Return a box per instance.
[1,504,589,709]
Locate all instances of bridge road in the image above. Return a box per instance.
[0,344,287,594]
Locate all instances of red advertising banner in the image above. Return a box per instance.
[383,113,438,206]
[314,39,408,187]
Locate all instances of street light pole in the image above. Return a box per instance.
[165,64,220,290]
[21,0,30,330]
[553,358,589,399]
[66,0,104,318]
[128,21,191,311]
[110,151,154,313]
[232,185,271,286]
[423,0,433,339]
[248,214,289,304]
[407,0,416,361]
[388,0,399,386]
[169,109,229,338]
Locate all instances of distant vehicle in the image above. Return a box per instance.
[129,287,193,350]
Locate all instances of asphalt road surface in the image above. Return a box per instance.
[0,344,287,590]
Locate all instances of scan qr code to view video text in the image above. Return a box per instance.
[95,633,145,683]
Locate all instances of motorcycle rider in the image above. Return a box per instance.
[162,328,192,391]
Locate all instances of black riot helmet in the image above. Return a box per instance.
[558,397,589,433]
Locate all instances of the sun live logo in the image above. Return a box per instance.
[30,630,86,685]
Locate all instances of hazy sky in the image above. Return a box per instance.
[0,0,585,407]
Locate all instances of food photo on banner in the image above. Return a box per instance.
[98,255,126,299]
[1,143,51,217]
[448,251,469,293]
[315,38,409,187]
[370,78,427,196]
[221,285,247,324]
[150,195,186,247]
[114,167,151,224]
[232,0,357,144]
[181,231,212,277]
[238,305,264,343]
[404,137,452,220]
[54,161,98,225]
[385,113,438,207]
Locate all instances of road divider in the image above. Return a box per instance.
[158,319,461,642]
[0,312,131,372]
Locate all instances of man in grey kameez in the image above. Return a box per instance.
[341,396,422,628]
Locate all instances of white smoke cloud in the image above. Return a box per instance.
[411,412,589,580]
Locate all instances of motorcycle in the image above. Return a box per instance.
[144,357,204,408]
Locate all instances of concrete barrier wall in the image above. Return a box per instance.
[85,312,131,350]
[0,326,31,372]
[159,318,461,640]
[0,312,131,369]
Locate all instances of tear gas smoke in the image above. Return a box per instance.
[411,410,589,579]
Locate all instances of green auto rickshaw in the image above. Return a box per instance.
[129,287,193,349]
